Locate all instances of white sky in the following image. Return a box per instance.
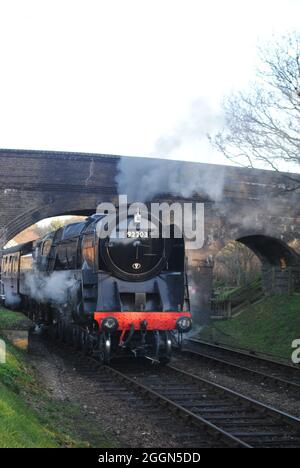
[0,0,300,165]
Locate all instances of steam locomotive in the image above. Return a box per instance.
[0,208,192,363]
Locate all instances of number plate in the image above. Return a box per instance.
[127,231,148,238]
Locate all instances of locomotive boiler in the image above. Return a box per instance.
[0,208,192,363]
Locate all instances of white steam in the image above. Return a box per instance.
[24,270,79,304]
[117,158,226,202]
[4,288,21,308]
[154,97,222,156]
[116,98,224,203]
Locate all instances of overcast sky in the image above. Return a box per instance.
[1,0,300,165]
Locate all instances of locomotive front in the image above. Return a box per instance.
[89,207,192,363]
[1,207,192,365]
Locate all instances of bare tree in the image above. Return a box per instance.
[214,241,260,288]
[213,32,300,189]
[36,219,67,238]
[36,217,85,238]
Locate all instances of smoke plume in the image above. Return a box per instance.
[117,158,226,202]
[24,270,79,304]
[116,98,225,203]
[154,97,222,155]
[4,288,21,308]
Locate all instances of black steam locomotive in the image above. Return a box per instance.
[0,208,192,363]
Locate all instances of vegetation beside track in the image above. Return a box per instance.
[0,305,117,448]
[199,294,300,361]
[214,277,262,303]
[0,306,31,329]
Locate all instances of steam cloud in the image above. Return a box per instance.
[116,97,225,202]
[154,97,222,155]
[117,158,226,202]
[24,270,79,304]
[4,288,21,308]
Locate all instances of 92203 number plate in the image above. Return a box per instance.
[127,231,148,238]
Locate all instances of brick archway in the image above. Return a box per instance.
[1,148,300,323]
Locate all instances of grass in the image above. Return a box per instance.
[0,306,117,448]
[0,336,35,393]
[0,306,31,329]
[0,383,59,448]
[199,294,300,361]
[0,338,62,447]
[213,277,262,302]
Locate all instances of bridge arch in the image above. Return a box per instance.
[213,234,300,300]
[189,232,300,322]
[209,234,300,320]
[2,206,95,247]
[237,235,300,268]
[0,192,116,247]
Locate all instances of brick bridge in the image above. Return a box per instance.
[1,149,300,323]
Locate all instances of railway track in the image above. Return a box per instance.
[36,332,300,449]
[180,339,300,395]
[108,361,300,448]
[34,335,223,448]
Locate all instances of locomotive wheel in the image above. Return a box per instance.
[65,324,73,345]
[57,321,66,342]
[79,329,87,352]
[164,331,172,359]
[157,331,172,365]
[82,330,93,356]
[50,322,59,340]
[76,328,83,350]
[72,326,81,350]
[98,333,111,365]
